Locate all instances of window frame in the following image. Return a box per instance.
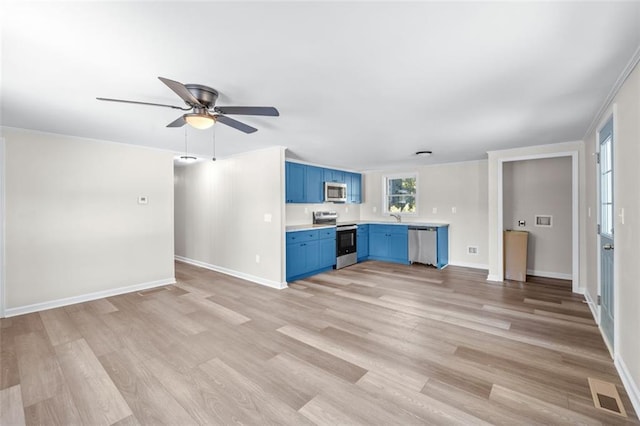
[382,173,418,215]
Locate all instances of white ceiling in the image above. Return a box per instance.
[2,1,639,171]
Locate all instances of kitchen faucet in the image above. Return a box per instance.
[390,213,402,223]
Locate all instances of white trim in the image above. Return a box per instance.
[381,172,418,215]
[448,261,489,271]
[497,150,580,293]
[3,277,175,317]
[175,256,287,290]
[0,136,5,318]
[526,269,572,281]
[615,355,640,419]
[486,274,502,282]
[584,291,599,324]
[583,44,640,140]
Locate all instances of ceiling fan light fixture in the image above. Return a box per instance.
[185,113,215,130]
[179,155,198,163]
[416,150,432,157]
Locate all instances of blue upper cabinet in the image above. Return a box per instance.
[346,172,362,204]
[285,161,361,204]
[305,165,324,203]
[324,168,345,184]
[285,162,305,203]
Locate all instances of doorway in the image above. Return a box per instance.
[496,150,579,292]
[598,116,615,352]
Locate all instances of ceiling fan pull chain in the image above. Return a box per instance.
[212,126,217,162]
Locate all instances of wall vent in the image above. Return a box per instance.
[467,246,479,255]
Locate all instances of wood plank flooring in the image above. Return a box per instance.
[1,260,638,425]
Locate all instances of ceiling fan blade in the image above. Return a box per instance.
[215,115,258,134]
[166,115,186,128]
[214,106,279,116]
[158,77,203,107]
[96,97,188,110]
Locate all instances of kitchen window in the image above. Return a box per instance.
[383,174,417,214]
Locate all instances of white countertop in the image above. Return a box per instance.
[286,221,449,232]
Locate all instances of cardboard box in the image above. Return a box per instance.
[504,230,528,282]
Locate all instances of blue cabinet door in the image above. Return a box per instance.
[324,168,345,183]
[352,173,362,203]
[304,240,321,272]
[285,162,305,203]
[305,165,324,203]
[369,230,388,258]
[389,233,408,263]
[319,237,336,268]
[436,226,449,268]
[357,233,369,259]
[346,172,361,204]
[286,242,307,280]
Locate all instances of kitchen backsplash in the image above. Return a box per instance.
[286,203,361,225]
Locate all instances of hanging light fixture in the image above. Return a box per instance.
[179,127,197,162]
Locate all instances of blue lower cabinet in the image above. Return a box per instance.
[436,226,449,269]
[357,225,369,261]
[368,224,409,264]
[286,228,336,282]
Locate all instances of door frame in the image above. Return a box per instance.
[496,150,579,292]
[0,136,5,318]
[596,109,618,357]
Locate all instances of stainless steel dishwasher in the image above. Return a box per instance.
[408,226,437,266]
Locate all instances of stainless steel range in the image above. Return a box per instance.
[335,223,357,269]
[312,211,358,269]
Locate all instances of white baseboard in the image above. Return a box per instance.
[486,274,502,282]
[584,291,599,324]
[448,261,489,271]
[3,277,175,318]
[615,355,640,419]
[175,255,287,290]
[526,269,572,280]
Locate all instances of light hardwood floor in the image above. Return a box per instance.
[1,260,638,425]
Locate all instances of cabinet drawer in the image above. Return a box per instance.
[318,228,336,240]
[286,230,319,244]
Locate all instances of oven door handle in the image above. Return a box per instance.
[336,225,358,231]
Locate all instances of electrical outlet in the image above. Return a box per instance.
[373,206,377,213]
[264,213,272,223]
[138,196,148,205]
[467,246,478,255]
[432,207,437,214]
[304,207,309,214]
[452,206,457,214]
[255,254,260,264]
[345,206,349,213]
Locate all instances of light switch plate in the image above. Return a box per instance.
[138,196,148,205]
[264,213,272,223]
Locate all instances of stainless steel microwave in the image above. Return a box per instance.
[324,182,347,203]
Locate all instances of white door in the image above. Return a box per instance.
[599,117,614,350]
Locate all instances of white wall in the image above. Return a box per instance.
[286,203,360,226]
[584,61,640,414]
[174,146,286,288]
[503,157,572,278]
[2,127,175,315]
[360,160,489,269]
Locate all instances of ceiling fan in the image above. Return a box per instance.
[97,77,279,133]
